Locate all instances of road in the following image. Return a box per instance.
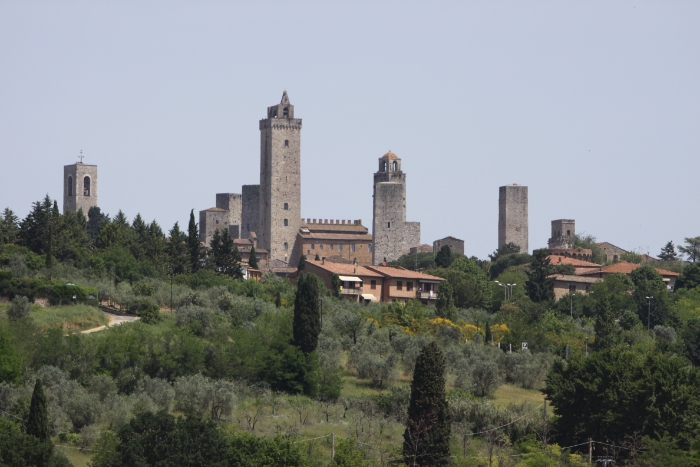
[81,311,140,334]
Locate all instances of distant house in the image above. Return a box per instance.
[365,266,444,304]
[433,236,465,256]
[578,261,679,290]
[550,274,602,300]
[597,242,627,262]
[548,255,601,275]
[297,219,373,266]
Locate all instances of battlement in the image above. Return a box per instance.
[259,119,302,131]
[303,219,362,225]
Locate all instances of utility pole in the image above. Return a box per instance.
[646,296,653,331]
[589,438,593,466]
[330,432,335,462]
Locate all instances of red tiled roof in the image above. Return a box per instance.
[548,255,600,267]
[306,260,384,277]
[549,274,602,284]
[367,266,444,281]
[579,261,679,277]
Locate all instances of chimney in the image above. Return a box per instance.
[313,218,316,223]
[322,257,326,265]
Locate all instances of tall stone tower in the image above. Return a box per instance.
[498,184,528,254]
[372,151,420,265]
[258,91,302,265]
[548,219,575,249]
[63,161,98,214]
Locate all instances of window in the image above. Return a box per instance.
[351,244,355,252]
[307,250,310,255]
[613,255,618,261]
[392,161,397,171]
[284,140,289,147]
[67,176,73,196]
[283,107,289,117]
[284,203,289,210]
[383,161,388,171]
[371,280,376,290]
[83,176,91,196]
[569,285,576,292]
[368,244,372,252]
[407,282,413,291]
[339,244,343,251]
[397,281,403,291]
[330,244,334,250]
[566,230,571,236]
[284,219,288,226]
[216,219,219,224]
[284,242,289,251]
[311,244,315,249]
[320,244,324,250]
[387,222,391,228]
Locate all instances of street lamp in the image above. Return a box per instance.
[585,337,589,356]
[646,296,653,331]
[495,281,507,300]
[507,284,516,301]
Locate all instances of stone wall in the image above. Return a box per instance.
[403,222,421,254]
[373,181,407,264]
[63,163,98,215]
[241,185,260,239]
[433,236,465,256]
[216,193,242,238]
[498,184,528,254]
[548,219,575,249]
[199,208,229,246]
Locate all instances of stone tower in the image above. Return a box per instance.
[548,219,575,249]
[216,193,242,238]
[372,151,420,265]
[258,91,302,265]
[63,161,98,215]
[498,184,528,254]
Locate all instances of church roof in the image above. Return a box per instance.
[381,151,399,159]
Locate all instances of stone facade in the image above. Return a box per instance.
[258,91,302,266]
[433,236,465,256]
[199,207,229,246]
[216,193,242,238]
[63,162,98,214]
[372,151,421,265]
[241,185,260,239]
[298,219,373,266]
[548,219,575,249]
[597,242,627,262]
[498,184,528,254]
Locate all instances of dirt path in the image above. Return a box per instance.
[81,311,140,334]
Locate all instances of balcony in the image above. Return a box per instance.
[418,291,438,300]
[340,288,362,296]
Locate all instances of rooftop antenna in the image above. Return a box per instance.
[78,150,84,163]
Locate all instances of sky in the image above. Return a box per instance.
[1,1,698,260]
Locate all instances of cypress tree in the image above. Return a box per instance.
[525,249,555,303]
[297,254,306,271]
[434,245,453,268]
[45,220,53,270]
[275,290,282,308]
[435,281,455,320]
[293,273,322,354]
[314,253,320,261]
[27,379,50,443]
[249,246,259,269]
[594,294,618,350]
[403,342,450,466]
[187,209,200,271]
[331,274,341,298]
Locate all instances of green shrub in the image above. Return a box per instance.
[137,301,161,324]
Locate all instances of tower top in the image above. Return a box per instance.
[266,91,294,119]
[380,150,400,160]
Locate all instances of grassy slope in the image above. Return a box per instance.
[31,304,108,332]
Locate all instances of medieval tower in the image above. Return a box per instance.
[372,151,420,265]
[498,184,528,254]
[63,160,98,215]
[257,91,302,265]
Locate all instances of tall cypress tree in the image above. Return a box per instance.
[187,209,200,271]
[403,342,450,466]
[435,281,455,320]
[249,246,259,269]
[594,294,618,350]
[293,273,322,354]
[526,249,555,303]
[27,379,50,443]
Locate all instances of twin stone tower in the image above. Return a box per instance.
[199,91,421,267]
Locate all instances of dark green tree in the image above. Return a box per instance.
[167,222,189,274]
[403,342,450,466]
[45,219,53,270]
[435,281,456,320]
[209,229,243,279]
[293,273,322,354]
[593,293,618,350]
[296,253,305,271]
[187,209,201,272]
[26,379,50,443]
[658,241,679,261]
[678,236,700,262]
[18,195,52,254]
[130,213,149,260]
[275,290,282,308]
[631,265,670,328]
[249,246,259,269]
[484,320,492,345]
[0,326,22,384]
[434,245,453,268]
[488,242,520,261]
[0,208,19,244]
[676,263,700,290]
[331,274,341,298]
[0,419,53,467]
[682,318,700,367]
[314,253,320,261]
[87,206,109,242]
[525,249,554,303]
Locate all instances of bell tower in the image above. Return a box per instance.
[63,156,98,215]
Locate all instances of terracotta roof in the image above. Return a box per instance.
[203,207,227,212]
[306,260,383,277]
[381,150,399,159]
[548,255,600,267]
[549,274,602,284]
[579,261,679,277]
[367,266,444,281]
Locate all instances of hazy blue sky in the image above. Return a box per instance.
[1,1,698,259]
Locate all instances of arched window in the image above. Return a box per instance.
[67,176,73,196]
[284,203,289,210]
[284,140,289,147]
[284,242,289,251]
[383,161,388,171]
[283,107,289,117]
[284,219,288,226]
[83,176,91,196]
[392,161,397,171]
